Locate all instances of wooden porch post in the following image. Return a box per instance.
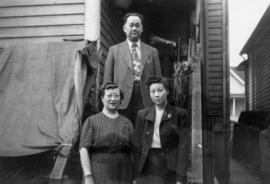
[232,98,236,118]
[84,0,101,42]
[191,57,203,184]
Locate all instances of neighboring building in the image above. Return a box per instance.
[239,5,270,111]
[230,67,245,121]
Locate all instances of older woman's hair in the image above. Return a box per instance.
[146,76,170,91]
[99,82,124,100]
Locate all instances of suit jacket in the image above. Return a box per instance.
[103,40,162,109]
[133,105,190,182]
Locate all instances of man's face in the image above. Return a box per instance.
[123,16,143,42]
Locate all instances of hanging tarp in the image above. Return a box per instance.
[0,41,97,156]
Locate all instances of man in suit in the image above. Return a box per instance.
[103,12,162,124]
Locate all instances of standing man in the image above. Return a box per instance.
[103,12,162,124]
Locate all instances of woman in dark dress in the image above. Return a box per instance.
[133,76,190,184]
[79,82,134,184]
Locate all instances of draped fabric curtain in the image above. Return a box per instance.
[0,41,97,156]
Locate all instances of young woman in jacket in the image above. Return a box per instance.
[133,76,190,184]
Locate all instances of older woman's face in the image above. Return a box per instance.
[149,83,168,106]
[102,88,121,111]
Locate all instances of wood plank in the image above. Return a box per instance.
[101,0,123,40]
[208,3,222,10]
[191,58,203,184]
[0,15,84,27]
[209,41,223,47]
[208,28,222,35]
[208,0,222,4]
[208,47,223,53]
[208,35,222,41]
[208,53,223,59]
[209,97,223,103]
[208,66,223,72]
[209,63,222,68]
[100,32,111,52]
[101,2,123,43]
[0,35,84,46]
[0,0,84,7]
[208,72,223,78]
[100,42,109,56]
[208,61,222,66]
[209,85,223,91]
[0,25,84,38]
[209,91,223,97]
[208,10,222,17]
[0,4,84,17]
[208,16,222,22]
[101,20,119,45]
[208,79,223,85]
[208,22,222,28]
[101,13,120,43]
[50,145,72,179]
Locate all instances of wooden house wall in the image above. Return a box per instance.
[252,44,270,111]
[202,0,229,183]
[0,0,85,46]
[99,0,125,84]
[245,59,251,110]
[204,0,228,126]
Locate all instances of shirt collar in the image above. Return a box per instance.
[127,39,141,51]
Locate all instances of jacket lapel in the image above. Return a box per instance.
[140,42,148,73]
[145,106,156,123]
[120,41,133,71]
[161,105,173,123]
[145,105,173,123]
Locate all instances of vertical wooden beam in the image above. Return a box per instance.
[222,0,230,183]
[49,145,72,180]
[232,98,236,118]
[191,56,203,184]
[84,0,101,41]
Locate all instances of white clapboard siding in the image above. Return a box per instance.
[0,0,84,7]
[0,4,84,17]
[0,0,85,45]
[0,25,84,38]
[0,36,84,46]
[0,15,84,27]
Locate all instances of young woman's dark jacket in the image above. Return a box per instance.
[133,104,190,183]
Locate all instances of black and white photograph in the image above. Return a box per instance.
[0,0,269,184]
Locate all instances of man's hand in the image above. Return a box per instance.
[176,181,183,184]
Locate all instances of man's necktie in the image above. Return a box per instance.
[131,43,141,81]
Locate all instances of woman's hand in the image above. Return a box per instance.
[84,175,94,184]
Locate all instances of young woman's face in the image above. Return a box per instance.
[102,88,121,111]
[149,83,168,106]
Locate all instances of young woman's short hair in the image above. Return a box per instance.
[146,76,170,91]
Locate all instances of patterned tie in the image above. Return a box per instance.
[131,43,141,81]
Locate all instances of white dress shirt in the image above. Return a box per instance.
[151,107,165,148]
